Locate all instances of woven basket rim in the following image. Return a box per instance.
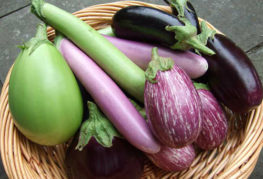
[1,1,263,179]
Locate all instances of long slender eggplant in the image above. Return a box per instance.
[144,48,202,148]
[112,6,214,55]
[203,34,263,113]
[164,0,201,33]
[55,35,160,153]
[102,35,208,79]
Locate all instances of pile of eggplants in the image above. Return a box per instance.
[181,0,263,113]
[110,0,262,172]
[112,0,263,113]
[10,0,261,177]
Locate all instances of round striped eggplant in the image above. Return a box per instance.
[146,144,195,172]
[194,85,228,150]
[144,48,202,148]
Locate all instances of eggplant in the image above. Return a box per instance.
[164,0,201,33]
[112,6,214,55]
[147,144,195,171]
[66,101,144,179]
[203,34,263,113]
[55,35,160,154]
[163,0,262,112]
[8,24,83,146]
[194,83,228,150]
[102,34,209,79]
[144,48,202,148]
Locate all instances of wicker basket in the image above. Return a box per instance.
[1,1,263,178]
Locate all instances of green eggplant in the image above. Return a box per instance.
[8,24,83,146]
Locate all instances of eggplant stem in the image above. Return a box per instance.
[166,17,215,55]
[22,23,52,55]
[76,101,120,151]
[169,0,189,17]
[197,21,217,45]
[35,23,47,39]
[145,47,174,83]
[165,17,215,55]
[31,0,45,21]
[185,37,215,55]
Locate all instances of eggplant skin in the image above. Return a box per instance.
[144,65,202,148]
[195,89,228,150]
[66,136,144,179]
[204,34,263,113]
[147,144,195,171]
[8,43,83,146]
[112,6,183,47]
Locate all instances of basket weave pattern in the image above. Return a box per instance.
[1,1,263,178]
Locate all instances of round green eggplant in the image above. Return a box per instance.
[8,24,83,146]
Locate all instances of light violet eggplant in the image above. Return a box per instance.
[54,35,160,154]
[146,144,195,172]
[194,85,228,150]
[144,48,202,148]
[103,35,208,79]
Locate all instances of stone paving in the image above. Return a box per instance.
[0,0,263,178]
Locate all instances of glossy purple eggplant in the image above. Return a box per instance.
[112,6,182,47]
[164,0,201,33]
[203,34,263,113]
[112,6,214,55]
[147,144,195,171]
[66,101,144,179]
[144,48,202,148]
[66,137,144,179]
[194,85,228,150]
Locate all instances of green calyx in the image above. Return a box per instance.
[196,21,216,46]
[145,47,174,83]
[168,0,189,17]
[31,0,45,21]
[166,17,215,55]
[20,23,52,55]
[76,101,121,151]
[193,82,210,90]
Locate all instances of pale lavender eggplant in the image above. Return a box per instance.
[144,65,202,148]
[55,36,160,154]
[195,89,228,150]
[103,35,208,79]
[146,144,195,172]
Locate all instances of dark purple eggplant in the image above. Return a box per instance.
[147,144,195,171]
[144,47,202,148]
[203,34,263,113]
[112,6,214,55]
[194,83,228,150]
[164,0,201,33]
[66,101,144,179]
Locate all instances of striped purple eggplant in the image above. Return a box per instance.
[194,84,228,150]
[144,47,202,148]
[146,144,195,171]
